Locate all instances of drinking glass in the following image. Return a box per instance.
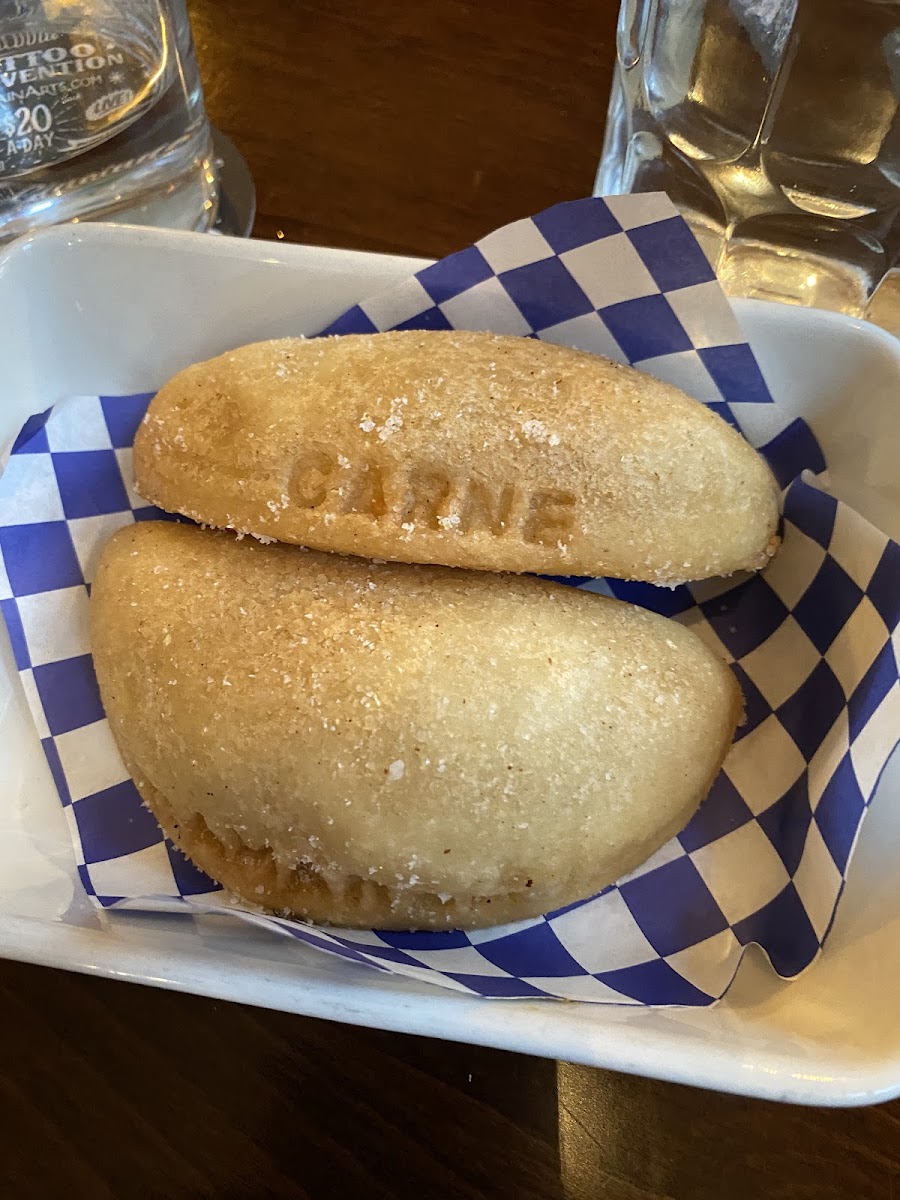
[0,0,218,241]
[597,0,900,324]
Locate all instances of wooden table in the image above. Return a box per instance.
[2,1,899,1196]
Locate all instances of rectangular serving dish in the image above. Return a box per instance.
[1,224,898,1106]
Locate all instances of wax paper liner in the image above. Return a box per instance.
[2,195,899,1006]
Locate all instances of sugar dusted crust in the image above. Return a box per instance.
[127,767,719,930]
[133,331,781,585]
[91,522,744,931]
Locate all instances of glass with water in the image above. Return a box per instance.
[0,0,217,241]
[598,0,900,322]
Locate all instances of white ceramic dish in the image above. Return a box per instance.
[1,225,898,1107]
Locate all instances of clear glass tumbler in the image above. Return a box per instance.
[0,0,217,242]
[597,0,900,322]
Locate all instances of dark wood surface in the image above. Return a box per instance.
[2,1,899,1197]
[193,0,606,256]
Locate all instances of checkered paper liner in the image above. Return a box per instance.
[2,195,900,1007]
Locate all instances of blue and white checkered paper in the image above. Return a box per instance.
[2,195,900,1006]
